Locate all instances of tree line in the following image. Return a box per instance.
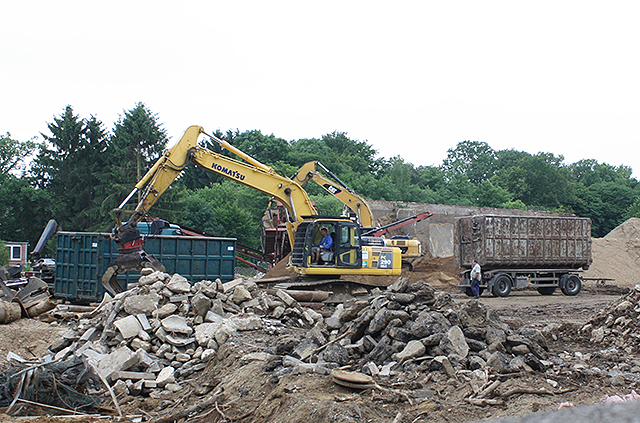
[2,103,639,259]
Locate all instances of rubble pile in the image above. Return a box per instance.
[581,284,640,353]
[44,272,561,401]
[45,269,320,399]
[278,277,553,382]
[12,270,637,420]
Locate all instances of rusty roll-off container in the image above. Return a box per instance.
[454,215,593,270]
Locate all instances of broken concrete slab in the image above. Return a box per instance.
[113,315,143,339]
[110,370,156,381]
[97,346,138,380]
[167,274,191,294]
[156,366,175,387]
[161,315,193,335]
[123,293,160,316]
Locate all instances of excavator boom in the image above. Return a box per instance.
[104,126,316,295]
[363,211,434,237]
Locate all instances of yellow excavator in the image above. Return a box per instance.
[102,126,402,295]
[291,161,433,269]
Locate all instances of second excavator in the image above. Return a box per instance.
[291,161,433,269]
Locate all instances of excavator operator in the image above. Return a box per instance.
[312,226,333,264]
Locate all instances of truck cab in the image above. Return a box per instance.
[289,216,402,276]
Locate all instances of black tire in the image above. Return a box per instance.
[561,275,582,296]
[491,275,512,297]
[537,287,556,295]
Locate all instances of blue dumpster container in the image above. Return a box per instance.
[54,232,236,303]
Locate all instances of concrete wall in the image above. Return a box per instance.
[367,201,572,258]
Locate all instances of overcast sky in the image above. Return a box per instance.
[2,1,639,178]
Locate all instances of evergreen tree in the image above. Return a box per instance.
[33,106,109,231]
[104,103,169,223]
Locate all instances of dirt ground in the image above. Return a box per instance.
[0,319,67,368]
[0,281,630,423]
[2,219,640,422]
[110,283,628,423]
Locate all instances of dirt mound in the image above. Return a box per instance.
[583,218,640,288]
[264,253,461,287]
[263,254,295,279]
[0,319,65,368]
[412,255,460,274]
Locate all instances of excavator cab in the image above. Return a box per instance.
[290,216,402,276]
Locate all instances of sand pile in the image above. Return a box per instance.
[583,218,640,287]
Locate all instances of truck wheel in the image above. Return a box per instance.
[561,275,582,296]
[537,287,556,295]
[492,275,512,297]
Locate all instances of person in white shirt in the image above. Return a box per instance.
[470,259,481,298]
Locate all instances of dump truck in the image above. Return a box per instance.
[455,214,592,297]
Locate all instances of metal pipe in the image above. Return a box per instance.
[118,187,139,209]
[285,188,297,222]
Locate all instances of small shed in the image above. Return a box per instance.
[5,242,29,266]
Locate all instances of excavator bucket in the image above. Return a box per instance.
[102,221,166,296]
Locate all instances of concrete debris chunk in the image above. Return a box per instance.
[167,274,191,294]
[156,366,176,387]
[123,293,160,316]
[154,303,178,319]
[194,322,224,346]
[97,346,137,380]
[161,315,193,335]
[230,314,263,331]
[114,315,143,339]
[440,325,469,358]
[231,285,252,304]
[191,292,212,317]
[394,339,426,361]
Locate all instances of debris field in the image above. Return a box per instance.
[2,218,640,422]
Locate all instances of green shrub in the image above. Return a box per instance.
[0,242,9,267]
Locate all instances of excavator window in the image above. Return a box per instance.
[336,223,361,268]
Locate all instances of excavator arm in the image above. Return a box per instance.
[104,126,317,295]
[115,126,316,230]
[292,161,375,227]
